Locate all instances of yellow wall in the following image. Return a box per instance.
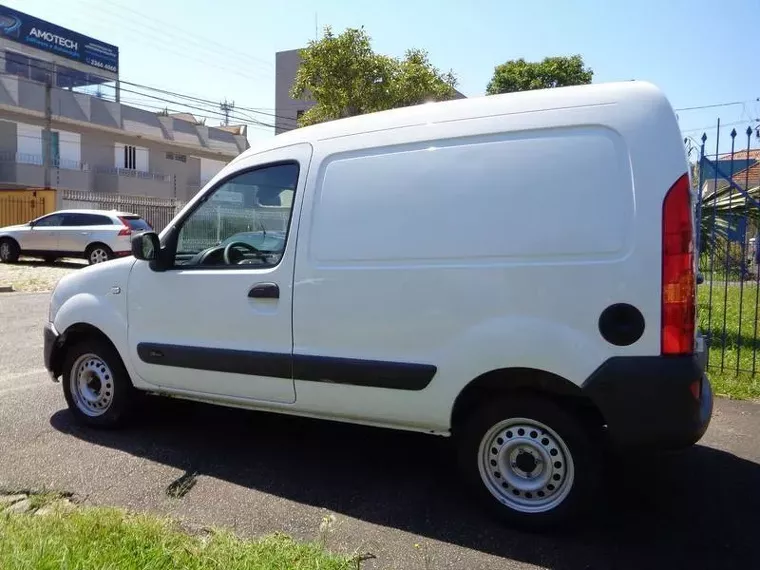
[0,189,57,227]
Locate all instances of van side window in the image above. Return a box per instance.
[173,162,299,268]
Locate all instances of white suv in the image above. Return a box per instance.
[0,209,151,265]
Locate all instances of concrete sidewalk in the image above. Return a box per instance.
[1,292,759,569]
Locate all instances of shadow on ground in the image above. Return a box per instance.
[51,398,759,569]
[16,258,85,269]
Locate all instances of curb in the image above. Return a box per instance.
[0,285,13,293]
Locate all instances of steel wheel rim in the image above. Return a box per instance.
[0,242,9,260]
[69,353,114,417]
[90,248,108,264]
[478,417,575,514]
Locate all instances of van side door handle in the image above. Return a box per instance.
[248,283,279,299]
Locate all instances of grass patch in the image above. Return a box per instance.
[0,506,353,570]
[699,282,760,399]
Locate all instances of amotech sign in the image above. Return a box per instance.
[0,5,119,74]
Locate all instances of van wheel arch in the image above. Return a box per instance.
[451,368,606,435]
[52,323,125,380]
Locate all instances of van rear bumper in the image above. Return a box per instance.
[582,354,713,450]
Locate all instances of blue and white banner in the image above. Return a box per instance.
[0,5,119,74]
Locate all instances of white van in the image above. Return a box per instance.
[43,81,712,529]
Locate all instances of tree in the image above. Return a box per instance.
[486,55,593,95]
[291,27,457,127]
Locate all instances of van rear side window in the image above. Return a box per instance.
[311,128,634,264]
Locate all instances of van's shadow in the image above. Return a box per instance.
[50,399,759,569]
[16,258,85,270]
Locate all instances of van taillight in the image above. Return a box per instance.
[117,217,132,237]
[661,173,695,355]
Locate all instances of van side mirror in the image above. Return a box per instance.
[131,232,159,261]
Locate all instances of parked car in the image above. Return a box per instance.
[42,81,712,530]
[0,209,151,265]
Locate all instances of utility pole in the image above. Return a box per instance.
[42,78,52,190]
[219,99,235,126]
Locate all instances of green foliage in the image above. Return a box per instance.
[698,285,760,399]
[291,26,457,127]
[0,506,352,570]
[486,55,593,95]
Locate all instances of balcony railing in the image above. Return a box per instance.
[0,151,88,171]
[94,166,170,182]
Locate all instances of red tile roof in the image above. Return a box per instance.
[735,161,760,189]
[719,148,760,161]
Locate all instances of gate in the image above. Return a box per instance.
[694,122,760,376]
[0,192,48,227]
[60,190,185,233]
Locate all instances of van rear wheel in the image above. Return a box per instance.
[457,396,601,530]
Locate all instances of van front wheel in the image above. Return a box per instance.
[61,339,137,428]
[457,396,601,530]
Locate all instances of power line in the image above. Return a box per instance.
[84,0,273,71]
[69,0,272,81]
[675,101,752,112]
[112,78,299,125]
[680,120,759,135]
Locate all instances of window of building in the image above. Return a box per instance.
[28,57,52,84]
[124,145,137,170]
[5,51,29,78]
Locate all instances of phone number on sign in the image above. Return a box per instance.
[86,59,117,73]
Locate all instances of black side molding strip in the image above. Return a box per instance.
[136,343,436,391]
[293,354,435,391]
[137,343,292,379]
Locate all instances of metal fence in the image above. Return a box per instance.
[59,190,291,246]
[0,194,47,227]
[694,121,760,375]
[177,205,289,251]
[60,189,184,233]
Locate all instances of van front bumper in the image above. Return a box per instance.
[43,322,61,382]
[583,353,713,450]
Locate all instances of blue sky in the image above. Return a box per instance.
[7,0,759,153]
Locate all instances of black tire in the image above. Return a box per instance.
[0,238,20,263]
[61,338,137,428]
[456,395,601,531]
[86,243,113,265]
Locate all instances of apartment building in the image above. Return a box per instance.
[0,5,248,204]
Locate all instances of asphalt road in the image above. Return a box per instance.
[1,292,759,570]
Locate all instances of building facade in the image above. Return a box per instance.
[0,6,248,204]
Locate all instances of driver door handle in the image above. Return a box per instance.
[248,282,279,299]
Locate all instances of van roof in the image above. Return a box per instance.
[236,80,670,162]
